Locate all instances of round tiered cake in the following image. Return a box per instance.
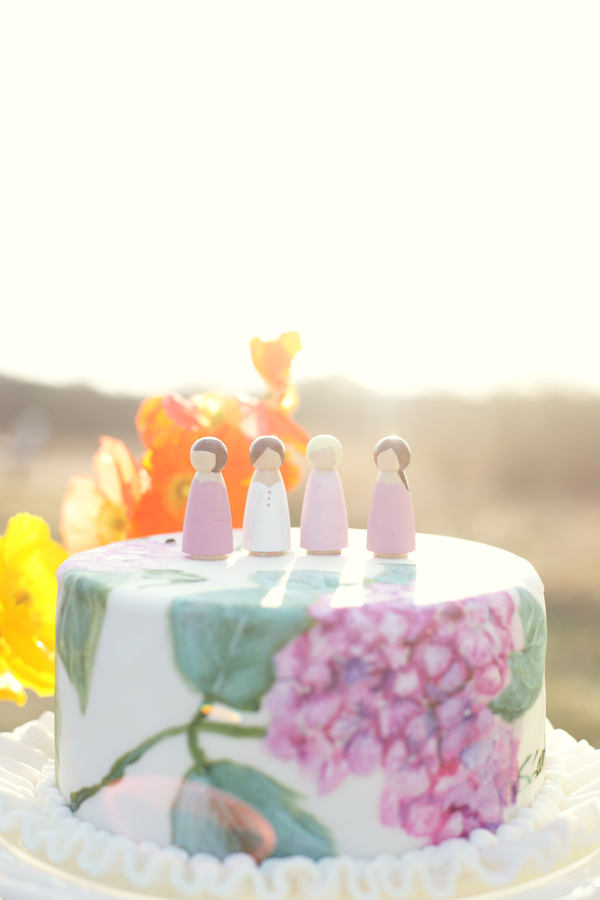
[54,528,547,861]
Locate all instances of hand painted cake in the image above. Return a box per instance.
[54,528,547,862]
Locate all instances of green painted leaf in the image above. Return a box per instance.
[286,570,341,590]
[490,588,547,722]
[286,570,341,596]
[250,570,341,605]
[249,570,288,589]
[170,597,311,710]
[171,768,276,860]
[368,564,416,586]
[177,587,270,607]
[172,762,334,860]
[207,761,334,859]
[56,569,128,714]
[138,568,208,588]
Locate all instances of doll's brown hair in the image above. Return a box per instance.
[374,436,411,490]
[191,437,228,472]
[249,435,286,465]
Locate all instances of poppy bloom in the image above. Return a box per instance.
[60,332,309,548]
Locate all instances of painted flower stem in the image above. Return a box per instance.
[70,721,190,811]
[198,722,267,739]
[519,747,546,787]
[187,711,208,771]
[69,708,266,812]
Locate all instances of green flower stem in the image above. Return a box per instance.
[70,720,191,811]
[187,709,208,771]
[197,722,266,739]
[69,708,265,812]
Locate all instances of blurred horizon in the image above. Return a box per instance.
[2,370,600,744]
[1,1,600,753]
[4,367,600,405]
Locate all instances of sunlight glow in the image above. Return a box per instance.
[2,3,599,398]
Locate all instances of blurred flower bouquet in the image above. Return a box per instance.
[0,514,67,704]
[1,333,309,703]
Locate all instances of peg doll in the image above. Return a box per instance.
[366,436,416,558]
[182,437,234,559]
[242,435,291,556]
[300,434,348,554]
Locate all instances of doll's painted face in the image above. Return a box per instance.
[376,447,400,472]
[305,435,342,471]
[191,450,217,473]
[254,448,283,471]
[308,447,336,470]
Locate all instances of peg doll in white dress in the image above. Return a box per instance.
[242,435,291,556]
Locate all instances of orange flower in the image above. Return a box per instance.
[129,430,197,537]
[130,418,257,534]
[60,437,143,553]
[60,333,310,544]
[250,331,302,411]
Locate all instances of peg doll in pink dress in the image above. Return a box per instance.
[300,434,348,554]
[366,436,415,558]
[182,437,233,559]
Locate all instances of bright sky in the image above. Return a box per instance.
[1,2,599,398]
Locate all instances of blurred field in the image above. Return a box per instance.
[1,376,600,743]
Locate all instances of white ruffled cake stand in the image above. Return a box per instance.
[2,715,600,900]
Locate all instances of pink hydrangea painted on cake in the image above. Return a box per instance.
[265,582,521,844]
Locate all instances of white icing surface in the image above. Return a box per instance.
[59,529,546,610]
[56,529,548,855]
[2,715,600,900]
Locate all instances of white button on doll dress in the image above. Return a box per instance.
[242,480,291,553]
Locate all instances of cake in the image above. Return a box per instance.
[52,528,547,861]
[3,528,600,900]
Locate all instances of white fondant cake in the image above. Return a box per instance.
[53,529,547,864]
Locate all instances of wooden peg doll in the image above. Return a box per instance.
[182,437,234,559]
[300,434,348,555]
[242,435,291,556]
[366,436,416,558]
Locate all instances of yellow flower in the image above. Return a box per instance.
[0,514,67,704]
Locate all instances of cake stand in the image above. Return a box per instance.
[1,838,600,900]
[2,715,600,900]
